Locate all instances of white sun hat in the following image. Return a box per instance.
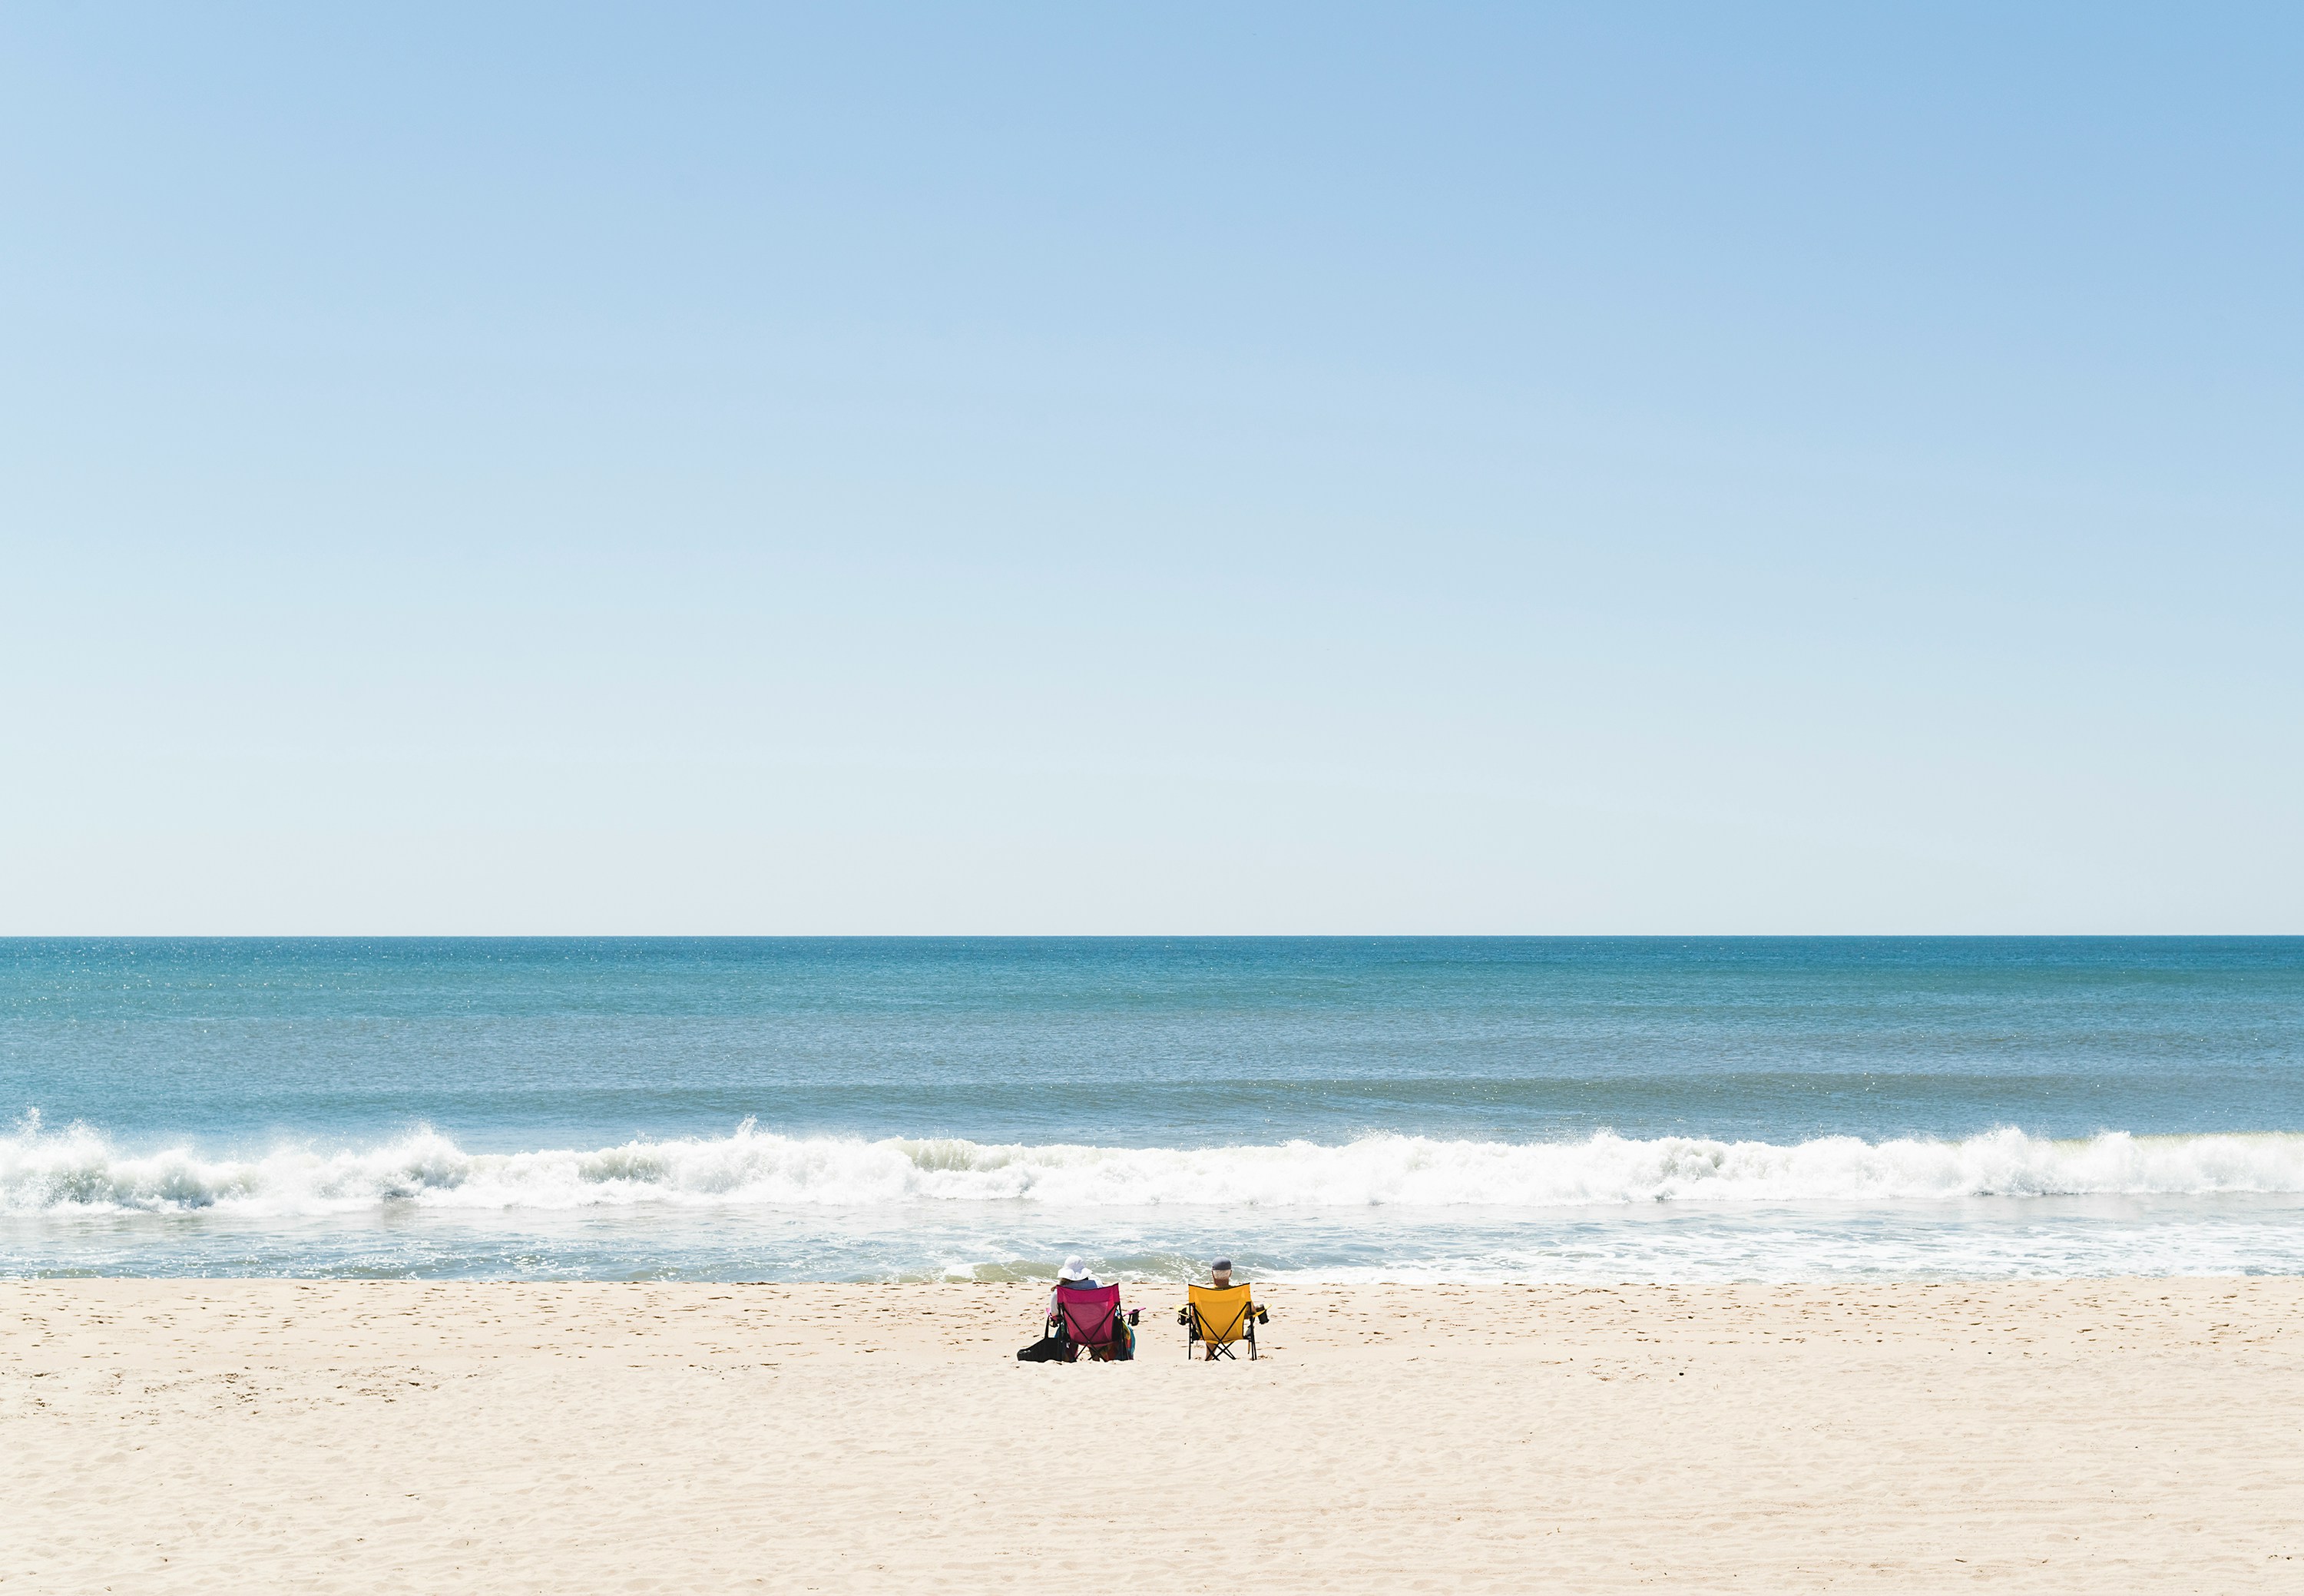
[1058,1255,1091,1281]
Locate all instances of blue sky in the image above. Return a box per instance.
[2,4,2298,932]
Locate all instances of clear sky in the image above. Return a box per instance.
[2,4,2298,933]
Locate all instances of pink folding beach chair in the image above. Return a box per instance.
[1051,1283,1140,1362]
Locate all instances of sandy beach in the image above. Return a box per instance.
[2,1277,2299,1592]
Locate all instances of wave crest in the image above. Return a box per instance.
[7,1112,2304,1216]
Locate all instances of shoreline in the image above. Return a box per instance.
[7,1276,2302,1591]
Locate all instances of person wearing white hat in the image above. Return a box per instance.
[1017,1254,1107,1361]
[1049,1254,1097,1317]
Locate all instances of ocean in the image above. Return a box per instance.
[5,937,2302,1283]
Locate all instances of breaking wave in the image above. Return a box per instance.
[8,1111,2304,1217]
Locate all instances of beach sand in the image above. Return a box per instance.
[4,1277,2299,1592]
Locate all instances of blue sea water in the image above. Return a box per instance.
[5,937,2303,1283]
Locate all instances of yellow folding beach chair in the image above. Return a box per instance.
[1179,1282,1266,1360]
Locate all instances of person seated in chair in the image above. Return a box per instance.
[1020,1257,1100,1361]
[1048,1255,1097,1319]
[1179,1258,1266,1359]
[1048,1256,1137,1361]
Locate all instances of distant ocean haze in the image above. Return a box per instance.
[4,938,2301,1282]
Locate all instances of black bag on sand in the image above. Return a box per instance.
[1017,1332,1068,1363]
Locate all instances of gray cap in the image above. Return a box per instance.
[1210,1258,1233,1272]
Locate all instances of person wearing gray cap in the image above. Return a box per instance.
[1178,1257,1266,1359]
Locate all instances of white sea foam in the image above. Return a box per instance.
[8,1112,2304,1217]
